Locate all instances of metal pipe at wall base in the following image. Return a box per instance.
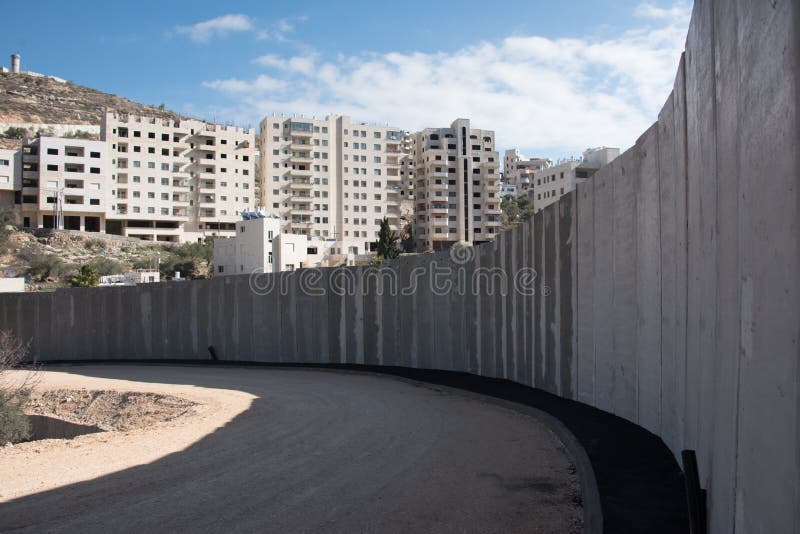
[681,450,707,534]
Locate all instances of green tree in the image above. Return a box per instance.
[375,217,400,260]
[2,127,26,139]
[70,265,100,287]
[501,194,535,230]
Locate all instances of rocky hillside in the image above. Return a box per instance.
[0,73,184,125]
[0,227,213,290]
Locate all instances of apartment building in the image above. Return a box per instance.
[529,147,619,212]
[408,118,502,251]
[503,149,550,196]
[3,113,256,242]
[0,145,20,210]
[258,114,408,256]
[17,137,110,231]
[102,112,255,242]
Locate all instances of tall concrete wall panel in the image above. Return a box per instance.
[656,90,681,457]
[611,154,639,422]
[576,177,595,405]
[589,167,615,415]
[635,124,662,435]
[731,1,799,532]
[0,3,797,531]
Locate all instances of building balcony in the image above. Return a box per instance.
[290,168,313,177]
[484,208,503,215]
[290,142,314,151]
[289,180,313,190]
[428,182,449,191]
[289,195,313,203]
[289,208,313,216]
[290,130,313,139]
[431,218,450,227]
[289,154,314,164]
[484,220,502,227]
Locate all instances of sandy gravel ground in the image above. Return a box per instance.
[0,366,255,502]
[0,365,583,533]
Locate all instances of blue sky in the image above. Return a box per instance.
[1,0,691,159]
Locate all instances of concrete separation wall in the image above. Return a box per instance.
[0,1,797,531]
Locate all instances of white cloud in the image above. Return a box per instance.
[635,1,691,20]
[202,74,287,94]
[253,54,318,75]
[202,2,691,157]
[176,14,307,43]
[176,14,254,43]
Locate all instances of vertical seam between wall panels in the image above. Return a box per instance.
[656,124,664,435]
[575,191,581,401]
[592,179,597,406]
[729,1,744,530]
[681,49,690,460]
[707,0,719,498]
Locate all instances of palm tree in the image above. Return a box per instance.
[70,265,100,287]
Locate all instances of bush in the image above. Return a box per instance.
[70,265,100,287]
[0,401,31,443]
[24,252,67,282]
[0,331,35,444]
[86,257,128,276]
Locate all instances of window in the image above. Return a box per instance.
[47,148,58,155]
[90,151,100,158]
[47,164,58,171]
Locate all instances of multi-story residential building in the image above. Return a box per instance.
[4,113,256,243]
[18,137,110,231]
[408,118,501,251]
[529,146,619,212]
[102,112,255,242]
[503,149,550,196]
[0,144,21,210]
[258,114,407,256]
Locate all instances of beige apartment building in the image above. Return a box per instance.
[503,149,550,196]
[258,114,408,256]
[5,113,256,242]
[18,137,110,231]
[408,119,502,250]
[0,145,20,210]
[102,112,256,242]
[528,147,620,212]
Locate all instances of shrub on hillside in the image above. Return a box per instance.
[24,252,68,282]
[0,331,35,444]
[86,257,128,276]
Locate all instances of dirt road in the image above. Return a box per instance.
[0,365,582,533]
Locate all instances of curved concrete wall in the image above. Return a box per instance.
[0,1,797,531]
